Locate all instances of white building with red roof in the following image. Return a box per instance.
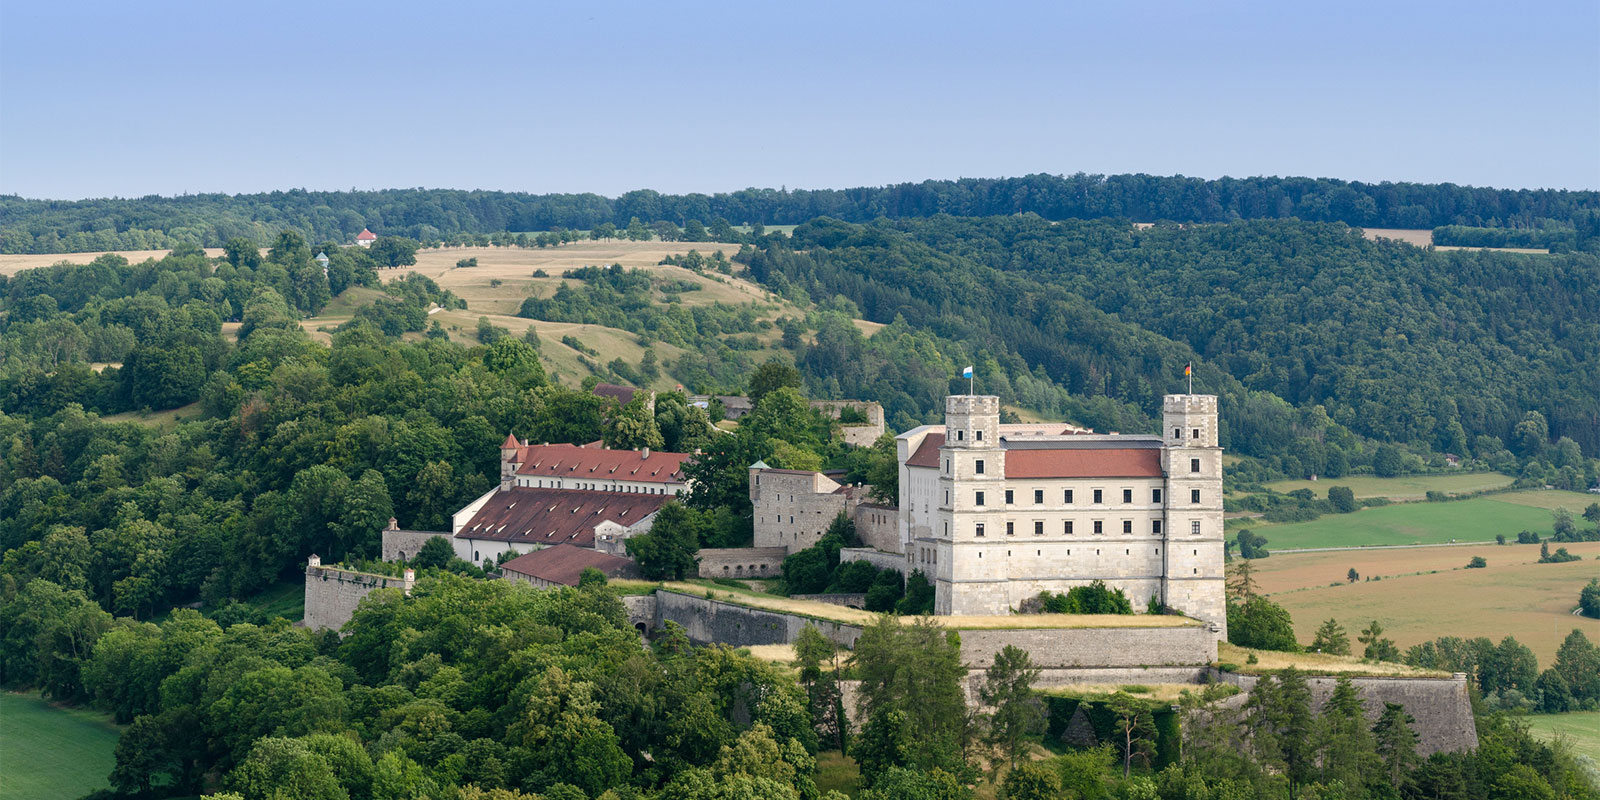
[355,228,377,247]
[895,393,1225,633]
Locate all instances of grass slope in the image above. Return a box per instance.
[1524,711,1600,762]
[1243,496,1565,550]
[0,693,120,800]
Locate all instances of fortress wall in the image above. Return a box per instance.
[697,547,787,579]
[381,529,451,562]
[851,506,901,554]
[838,547,908,574]
[649,590,1215,672]
[303,565,411,632]
[957,625,1216,670]
[1216,672,1477,756]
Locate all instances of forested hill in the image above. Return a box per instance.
[4,173,1598,253]
[748,216,1600,479]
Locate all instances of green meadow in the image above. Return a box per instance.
[1239,495,1567,550]
[0,693,120,800]
[1524,712,1600,762]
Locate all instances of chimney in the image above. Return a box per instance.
[642,447,650,459]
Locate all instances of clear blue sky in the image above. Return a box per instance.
[3,0,1596,200]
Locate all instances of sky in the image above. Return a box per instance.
[2,0,1597,200]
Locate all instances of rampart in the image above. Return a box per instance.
[1216,671,1476,756]
[851,504,900,553]
[697,547,787,579]
[381,528,451,562]
[303,558,413,632]
[839,547,907,575]
[792,593,868,607]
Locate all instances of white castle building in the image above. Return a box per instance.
[896,394,1226,634]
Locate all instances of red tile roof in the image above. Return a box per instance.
[905,433,946,467]
[502,432,521,449]
[456,487,669,546]
[904,432,1163,478]
[500,543,637,586]
[1004,448,1164,478]
[356,228,377,240]
[512,443,689,484]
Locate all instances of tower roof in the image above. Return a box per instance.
[502,432,521,449]
[356,228,377,241]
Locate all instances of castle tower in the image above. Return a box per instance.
[500,433,522,489]
[1160,394,1227,637]
[935,395,1007,614]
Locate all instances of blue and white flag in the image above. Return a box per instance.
[962,365,974,379]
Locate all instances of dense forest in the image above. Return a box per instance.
[4,173,1598,253]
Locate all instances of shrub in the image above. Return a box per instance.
[1466,556,1487,569]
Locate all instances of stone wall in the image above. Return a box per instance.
[811,400,886,448]
[303,563,412,632]
[696,547,788,579]
[852,504,900,553]
[751,469,848,552]
[1216,672,1477,756]
[381,529,451,562]
[838,547,908,574]
[791,593,868,607]
[648,589,1216,671]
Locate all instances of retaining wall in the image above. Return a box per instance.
[654,589,864,648]
[838,547,907,574]
[791,593,868,607]
[303,565,411,632]
[381,529,451,562]
[697,547,787,579]
[1216,671,1476,756]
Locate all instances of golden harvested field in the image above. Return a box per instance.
[1253,541,1600,665]
[1362,228,1433,247]
[0,247,232,275]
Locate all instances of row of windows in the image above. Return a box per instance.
[967,519,1201,537]
[957,458,1202,476]
[970,488,1202,506]
[523,478,672,495]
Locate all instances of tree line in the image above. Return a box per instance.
[6,173,1598,253]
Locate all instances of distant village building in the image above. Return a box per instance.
[355,228,377,248]
[315,251,330,275]
[892,393,1227,632]
[689,394,754,421]
[500,543,638,587]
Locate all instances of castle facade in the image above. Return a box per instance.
[896,394,1226,634]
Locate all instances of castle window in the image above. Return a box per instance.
[1093,520,1103,534]
[1034,520,1044,535]
[976,491,985,506]
[1122,520,1132,534]
[1192,428,1199,439]
[975,459,984,474]
[1191,489,1201,504]
[976,523,986,537]
[957,430,965,441]
[976,430,984,441]
[1152,520,1163,534]
[1123,488,1132,503]
[945,490,949,505]
[1153,489,1163,503]
[1005,490,1014,505]
[1006,521,1015,536]
[1173,427,1181,439]
[1191,458,1200,473]
[1034,489,1043,504]
[1191,521,1201,535]
[1065,520,1074,534]
[1093,489,1103,504]
[1064,489,1074,504]
[474,550,480,561]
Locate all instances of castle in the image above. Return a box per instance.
[895,394,1226,632]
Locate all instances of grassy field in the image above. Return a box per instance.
[100,402,201,430]
[1254,541,1600,665]
[0,247,233,276]
[1216,643,1447,677]
[1262,472,1515,500]
[815,751,862,796]
[1524,712,1600,762]
[1240,495,1572,550]
[0,693,121,800]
